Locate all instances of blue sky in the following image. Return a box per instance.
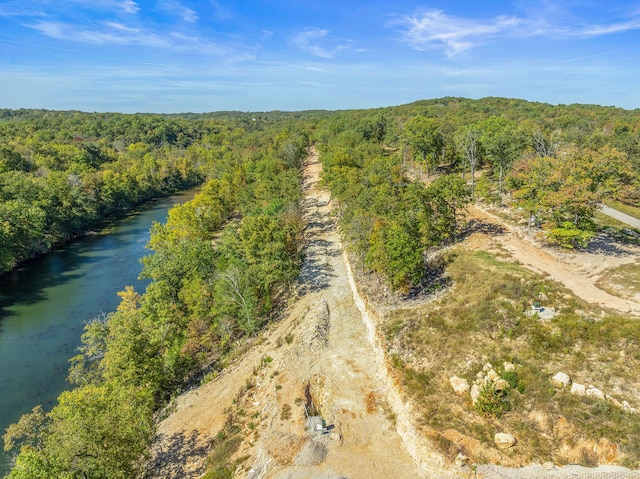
[1,1,640,113]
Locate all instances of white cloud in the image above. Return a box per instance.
[393,6,640,57]
[291,28,349,59]
[27,20,168,46]
[574,17,640,37]
[67,0,140,15]
[0,0,139,18]
[157,0,198,23]
[394,9,521,57]
[0,2,46,17]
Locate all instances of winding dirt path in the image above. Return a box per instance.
[467,205,640,316]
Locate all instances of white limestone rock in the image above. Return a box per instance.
[494,379,510,391]
[552,372,572,387]
[449,375,470,395]
[471,383,482,404]
[586,386,605,400]
[494,433,516,450]
[570,383,586,397]
[455,453,469,468]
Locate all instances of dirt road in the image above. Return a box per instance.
[149,148,443,478]
[468,205,640,316]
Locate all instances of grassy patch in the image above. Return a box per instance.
[608,200,640,220]
[203,423,243,479]
[384,248,640,466]
[280,403,292,421]
[596,262,640,301]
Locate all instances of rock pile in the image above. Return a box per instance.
[449,362,518,451]
[551,371,638,413]
[302,300,330,350]
[466,362,516,405]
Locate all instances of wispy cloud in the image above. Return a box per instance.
[291,28,349,59]
[25,18,255,62]
[157,0,198,23]
[68,0,140,15]
[575,17,640,37]
[0,2,45,17]
[28,20,168,47]
[393,9,521,56]
[393,6,640,57]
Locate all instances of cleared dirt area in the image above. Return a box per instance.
[148,154,640,479]
[466,205,640,316]
[149,148,444,478]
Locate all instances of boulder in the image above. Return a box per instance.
[486,369,500,382]
[494,433,516,450]
[552,372,572,387]
[455,453,469,468]
[503,362,516,372]
[570,383,586,397]
[449,376,470,395]
[494,379,510,391]
[586,387,605,400]
[470,383,482,404]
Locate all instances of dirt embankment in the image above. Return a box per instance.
[148,150,640,479]
[148,148,455,478]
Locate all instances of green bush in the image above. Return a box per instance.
[546,221,595,249]
[475,382,511,418]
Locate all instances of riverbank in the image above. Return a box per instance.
[0,189,198,476]
[0,185,202,278]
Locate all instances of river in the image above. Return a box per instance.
[0,189,197,474]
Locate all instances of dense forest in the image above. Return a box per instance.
[2,98,640,477]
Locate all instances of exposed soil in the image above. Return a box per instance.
[148,153,640,479]
[465,205,640,316]
[148,148,441,478]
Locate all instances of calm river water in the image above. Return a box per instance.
[0,190,197,474]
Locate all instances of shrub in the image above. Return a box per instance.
[475,382,511,418]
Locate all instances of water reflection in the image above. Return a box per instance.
[0,190,196,474]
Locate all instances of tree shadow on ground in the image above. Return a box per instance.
[585,233,639,257]
[148,430,209,479]
[459,218,508,239]
[297,238,340,294]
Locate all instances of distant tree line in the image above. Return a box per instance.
[319,97,639,255]
[0,112,216,273]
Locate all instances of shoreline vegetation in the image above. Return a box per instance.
[2,97,640,477]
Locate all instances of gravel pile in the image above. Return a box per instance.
[302,299,330,349]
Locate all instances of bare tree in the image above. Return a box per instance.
[457,126,481,198]
[219,266,257,335]
[533,130,556,158]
